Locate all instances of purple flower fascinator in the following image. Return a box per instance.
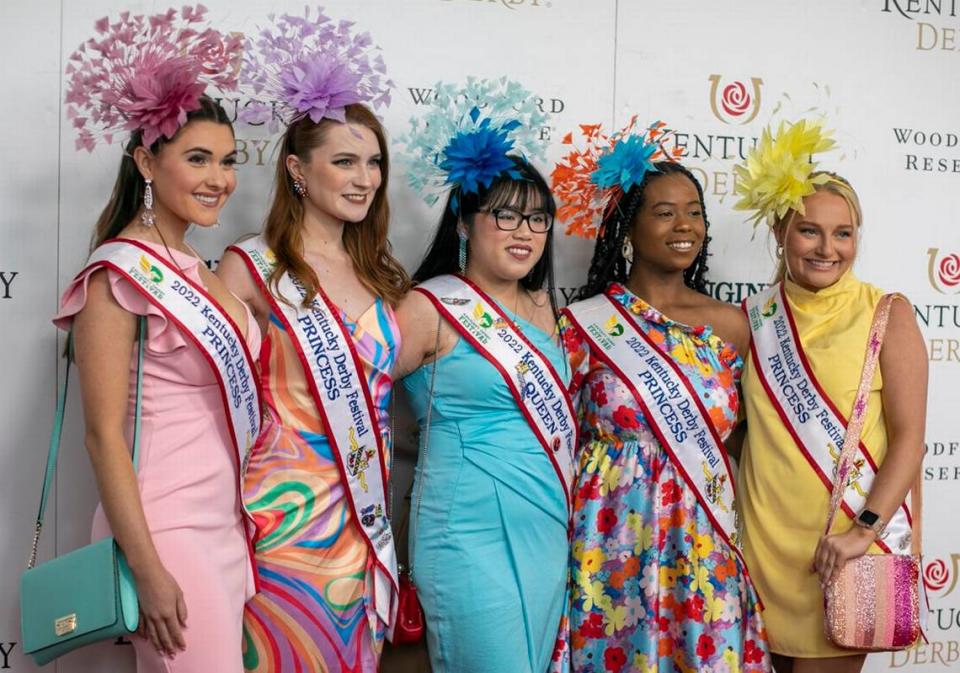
[240,6,393,131]
[65,5,242,152]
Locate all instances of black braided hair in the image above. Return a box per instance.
[575,161,711,301]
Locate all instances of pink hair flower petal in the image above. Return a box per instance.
[64,5,241,152]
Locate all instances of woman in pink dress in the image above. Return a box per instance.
[56,13,256,670]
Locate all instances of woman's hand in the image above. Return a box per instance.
[133,562,188,658]
[812,525,876,588]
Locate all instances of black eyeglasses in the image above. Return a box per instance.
[485,208,554,233]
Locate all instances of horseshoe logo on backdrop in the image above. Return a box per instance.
[709,75,764,125]
[928,247,960,294]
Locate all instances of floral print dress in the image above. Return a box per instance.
[560,283,770,673]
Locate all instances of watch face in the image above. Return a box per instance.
[858,510,880,526]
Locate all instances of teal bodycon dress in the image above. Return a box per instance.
[402,315,570,673]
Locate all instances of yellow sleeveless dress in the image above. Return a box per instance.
[739,272,890,657]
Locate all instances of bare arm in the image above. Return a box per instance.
[861,297,927,528]
[73,272,187,657]
[216,248,271,335]
[813,297,927,586]
[710,300,751,363]
[710,301,751,461]
[393,290,456,380]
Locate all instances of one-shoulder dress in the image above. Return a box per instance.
[401,308,570,673]
[560,283,770,673]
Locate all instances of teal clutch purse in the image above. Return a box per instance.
[20,319,145,665]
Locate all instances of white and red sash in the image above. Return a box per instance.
[564,291,746,561]
[229,236,398,628]
[414,275,576,513]
[83,239,262,547]
[744,284,912,553]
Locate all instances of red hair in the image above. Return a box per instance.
[264,104,409,307]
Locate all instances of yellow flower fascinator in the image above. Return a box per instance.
[734,119,836,229]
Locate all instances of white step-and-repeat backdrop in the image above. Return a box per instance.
[1,0,957,671]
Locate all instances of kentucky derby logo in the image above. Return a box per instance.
[924,553,960,595]
[347,427,374,492]
[708,75,763,125]
[928,248,960,294]
[139,255,163,283]
[702,462,730,513]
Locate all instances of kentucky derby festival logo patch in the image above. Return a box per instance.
[139,255,163,283]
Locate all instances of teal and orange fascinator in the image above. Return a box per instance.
[551,118,682,239]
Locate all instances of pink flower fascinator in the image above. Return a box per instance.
[65,5,242,151]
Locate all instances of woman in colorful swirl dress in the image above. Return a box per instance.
[55,9,259,671]
[734,121,927,673]
[217,10,408,672]
[553,120,771,673]
[392,79,576,673]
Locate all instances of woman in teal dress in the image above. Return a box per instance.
[395,150,571,671]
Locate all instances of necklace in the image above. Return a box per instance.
[148,217,198,278]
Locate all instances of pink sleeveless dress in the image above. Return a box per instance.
[55,241,260,673]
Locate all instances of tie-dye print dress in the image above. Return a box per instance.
[560,284,770,673]
[243,298,398,673]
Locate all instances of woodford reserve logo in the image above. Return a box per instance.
[405,85,563,142]
[881,0,960,51]
[893,126,960,173]
[708,75,763,125]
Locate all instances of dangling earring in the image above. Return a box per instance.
[622,238,634,264]
[775,243,784,258]
[458,230,468,273]
[293,179,307,198]
[141,178,156,227]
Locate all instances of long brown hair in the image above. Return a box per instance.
[90,96,232,250]
[264,104,410,307]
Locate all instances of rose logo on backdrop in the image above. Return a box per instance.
[708,75,763,125]
[928,248,960,294]
[923,554,960,595]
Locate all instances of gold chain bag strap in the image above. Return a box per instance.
[822,294,924,651]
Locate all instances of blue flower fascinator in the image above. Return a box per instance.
[396,77,549,210]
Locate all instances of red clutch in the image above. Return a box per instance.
[392,570,425,645]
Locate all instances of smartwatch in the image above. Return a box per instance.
[855,509,888,539]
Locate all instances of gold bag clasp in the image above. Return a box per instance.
[54,614,77,636]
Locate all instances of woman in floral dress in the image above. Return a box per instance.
[558,160,770,673]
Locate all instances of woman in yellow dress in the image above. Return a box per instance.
[734,122,927,673]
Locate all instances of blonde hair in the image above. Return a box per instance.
[772,171,862,282]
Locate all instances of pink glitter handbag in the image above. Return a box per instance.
[821,294,923,651]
